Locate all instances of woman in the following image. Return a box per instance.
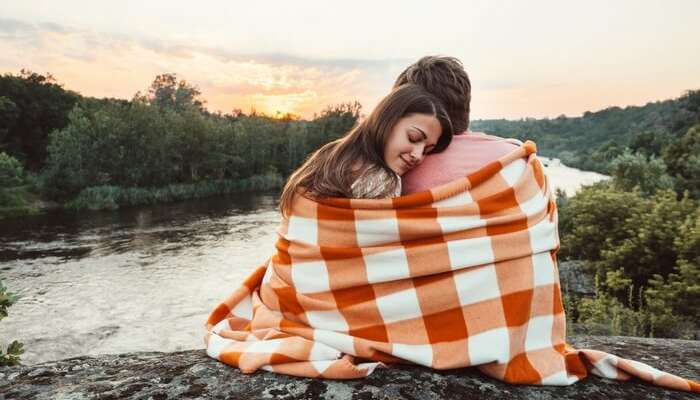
[279,84,453,215]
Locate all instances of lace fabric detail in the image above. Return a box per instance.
[350,168,401,199]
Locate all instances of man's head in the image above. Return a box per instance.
[393,56,471,134]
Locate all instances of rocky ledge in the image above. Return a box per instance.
[1,335,698,399]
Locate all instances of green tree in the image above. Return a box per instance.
[590,140,625,169]
[134,73,206,112]
[609,150,674,196]
[0,70,80,170]
[42,100,186,196]
[599,190,695,292]
[558,181,646,262]
[663,124,700,198]
[304,102,361,157]
[645,207,700,323]
[0,96,19,146]
[628,131,668,157]
[0,152,24,187]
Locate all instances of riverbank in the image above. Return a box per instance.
[1,336,698,399]
[0,185,60,219]
[1,157,608,220]
[0,172,283,219]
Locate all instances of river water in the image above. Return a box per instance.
[0,161,608,365]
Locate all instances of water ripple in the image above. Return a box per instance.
[1,193,280,364]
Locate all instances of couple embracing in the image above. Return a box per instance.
[280,56,516,207]
[204,57,699,393]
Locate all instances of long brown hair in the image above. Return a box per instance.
[279,84,453,215]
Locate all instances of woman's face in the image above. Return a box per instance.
[383,113,442,176]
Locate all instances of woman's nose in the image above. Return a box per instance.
[410,146,424,163]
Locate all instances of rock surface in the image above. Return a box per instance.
[558,260,596,298]
[1,335,698,399]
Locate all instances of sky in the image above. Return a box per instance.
[1,0,699,120]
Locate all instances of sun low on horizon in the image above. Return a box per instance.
[1,0,699,120]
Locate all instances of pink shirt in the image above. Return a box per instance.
[402,131,521,194]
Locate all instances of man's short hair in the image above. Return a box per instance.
[393,56,471,133]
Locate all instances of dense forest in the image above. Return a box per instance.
[472,91,700,174]
[0,70,699,347]
[0,71,360,212]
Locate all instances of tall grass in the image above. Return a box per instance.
[0,186,40,218]
[65,172,283,211]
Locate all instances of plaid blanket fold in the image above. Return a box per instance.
[205,141,699,392]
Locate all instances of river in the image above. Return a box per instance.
[0,160,608,365]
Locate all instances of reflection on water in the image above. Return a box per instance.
[0,192,281,364]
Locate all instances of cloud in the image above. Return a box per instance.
[0,18,398,117]
[5,13,691,120]
[0,17,33,33]
[0,18,404,74]
[38,21,74,34]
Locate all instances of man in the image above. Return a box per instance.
[393,56,521,194]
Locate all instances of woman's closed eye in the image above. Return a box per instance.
[408,134,434,155]
[408,127,435,155]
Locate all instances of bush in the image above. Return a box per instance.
[644,207,700,326]
[0,186,26,208]
[559,171,699,338]
[64,172,283,211]
[571,277,696,339]
[0,186,40,218]
[598,189,696,289]
[0,279,23,366]
[575,292,649,337]
[65,185,120,211]
[0,152,24,187]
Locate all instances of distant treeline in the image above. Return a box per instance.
[472,90,700,191]
[0,71,360,209]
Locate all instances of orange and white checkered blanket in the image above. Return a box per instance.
[205,141,699,392]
